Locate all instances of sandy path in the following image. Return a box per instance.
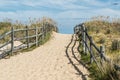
[0,32,89,80]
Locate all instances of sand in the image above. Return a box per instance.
[0,32,89,80]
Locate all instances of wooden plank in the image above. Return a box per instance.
[29,42,36,47]
[38,33,43,36]
[0,50,11,59]
[27,35,36,38]
[14,37,25,41]
[14,33,43,41]
[14,28,36,32]
[92,43,100,53]
[14,28,30,32]
[0,31,11,40]
[13,44,27,51]
[0,40,11,49]
[85,31,91,41]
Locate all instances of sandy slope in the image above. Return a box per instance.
[0,32,89,80]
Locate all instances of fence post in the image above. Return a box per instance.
[90,36,94,63]
[42,22,45,40]
[44,23,47,38]
[11,26,14,55]
[39,27,43,45]
[35,26,38,47]
[85,28,88,54]
[44,23,46,37]
[26,26,29,48]
[82,24,86,54]
[100,45,106,61]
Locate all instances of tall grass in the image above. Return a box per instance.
[83,16,120,80]
[0,17,58,44]
[0,17,58,57]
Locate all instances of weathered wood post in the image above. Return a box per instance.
[37,28,40,46]
[38,27,42,45]
[42,23,45,40]
[90,36,94,63]
[83,25,86,54]
[100,45,106,61]
[85,28,88,54]
[11,26,14,55]
[26,26,29,48]
[46,22,48,32]
[35,26,38,47]
[44,23,47,38]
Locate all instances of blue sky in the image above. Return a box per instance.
[0,0,120,33]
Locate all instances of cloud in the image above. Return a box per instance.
[0,0,119,34]
[94,8,120,17]
[0,10,55,21]
[21,0,88,10]
[0,0,120,21]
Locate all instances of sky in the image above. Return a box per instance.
[0,0,120,34]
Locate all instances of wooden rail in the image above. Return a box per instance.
[0,23,53,59]
[74,23,120,71]
[74,23,108,63]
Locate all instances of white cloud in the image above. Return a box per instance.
[0,1,19,6]
[94,8,120,17]
[0,0,120,21]
[21,0,88,10]
[0,0,119,34]
[0,10,56,21]
[81,0,110,6]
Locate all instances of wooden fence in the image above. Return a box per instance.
[74,23,108,62]
[74,23,120,71]
[0,23,53,59]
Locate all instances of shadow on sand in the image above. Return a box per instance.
[65,34,88,80]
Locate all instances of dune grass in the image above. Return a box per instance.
[82,16,120,80]
[0,17,58,44]
[0,17,58,57]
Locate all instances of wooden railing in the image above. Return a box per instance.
[74,23,108,63]
[0,24,54,59]
[74,23,120,71]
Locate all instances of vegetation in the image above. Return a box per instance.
[82,16,120,80]
[111,39,120,51]
[0,17,58,56]
[0,17,58,44]
[21,32,52,53]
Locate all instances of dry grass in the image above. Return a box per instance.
[0,17,58,44]
[84,16,120,80]
[85,16,120,54]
